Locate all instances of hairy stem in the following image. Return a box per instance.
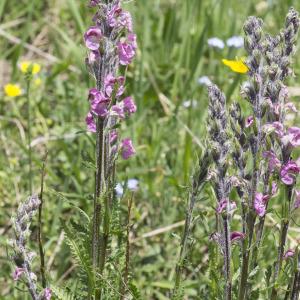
[223,215,232,300]
[120,196,133,300]
[38,151,48,288]
[173,188,198,297]
[290,254,300,300]
[271,185,293,298]
[26,80,32,195]
[92,118,105,300]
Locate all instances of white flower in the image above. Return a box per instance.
[198,76,212,86]
[207,37,225,49]
[226,36,244,48]
[127,178,139,191]
[115,183,124,197]
[182,99,197,108]
[115,179,139,197]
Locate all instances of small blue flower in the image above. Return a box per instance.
[198,76,212,87]
[115,178,139,197]
[226,36,244,48]
[208,37,225,49]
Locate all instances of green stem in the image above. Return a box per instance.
[223,215,232,300]
[173,188,197,298]
[38,152,47,288]
[119,196,133,300]
[26,80,32,194]
[92,118,105,300]
[271,185,292,299]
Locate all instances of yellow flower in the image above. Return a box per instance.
[222,58,248,74]
[34,78,42,86]
[4,84,22,97]
[20,61,41,75]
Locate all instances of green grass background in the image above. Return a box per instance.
[1,0,300,298]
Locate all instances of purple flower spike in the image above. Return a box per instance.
[283,249,295,259]
[43,288,52,300]
[121,138,136,159]
[254,192,269,217]
[123,96,137,115]
[230,231,245,242]
[245,116,254,128]
[13,267,24,281]
[84,26,102,50]
[280,161,300,185]
[86,112,96,133]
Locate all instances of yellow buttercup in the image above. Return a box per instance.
[20,61,41,75]
[4,84,22,97]
[222,58,248,74]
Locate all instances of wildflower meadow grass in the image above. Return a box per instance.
[1,0,300,299]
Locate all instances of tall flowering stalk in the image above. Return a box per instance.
[11,195,51,300]
[83,0,137,297]
[199,8,300,300]
[172,151,210,298]
[236,8,300,300]
[207,84,233,300]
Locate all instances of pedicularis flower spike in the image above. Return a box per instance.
[206,8,300,300]
[84,0,137,159]
[11,196,51,300]
[84,1,137,296]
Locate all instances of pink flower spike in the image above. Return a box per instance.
[13,267,24,281]
[86,112,96,133]
[245,116,254,128]
[230,231,245,242]
[84,26,102,50]
[121,138,136,159]
[280,161,300,185]
[123,96,137,115]
[283,249,295,260]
